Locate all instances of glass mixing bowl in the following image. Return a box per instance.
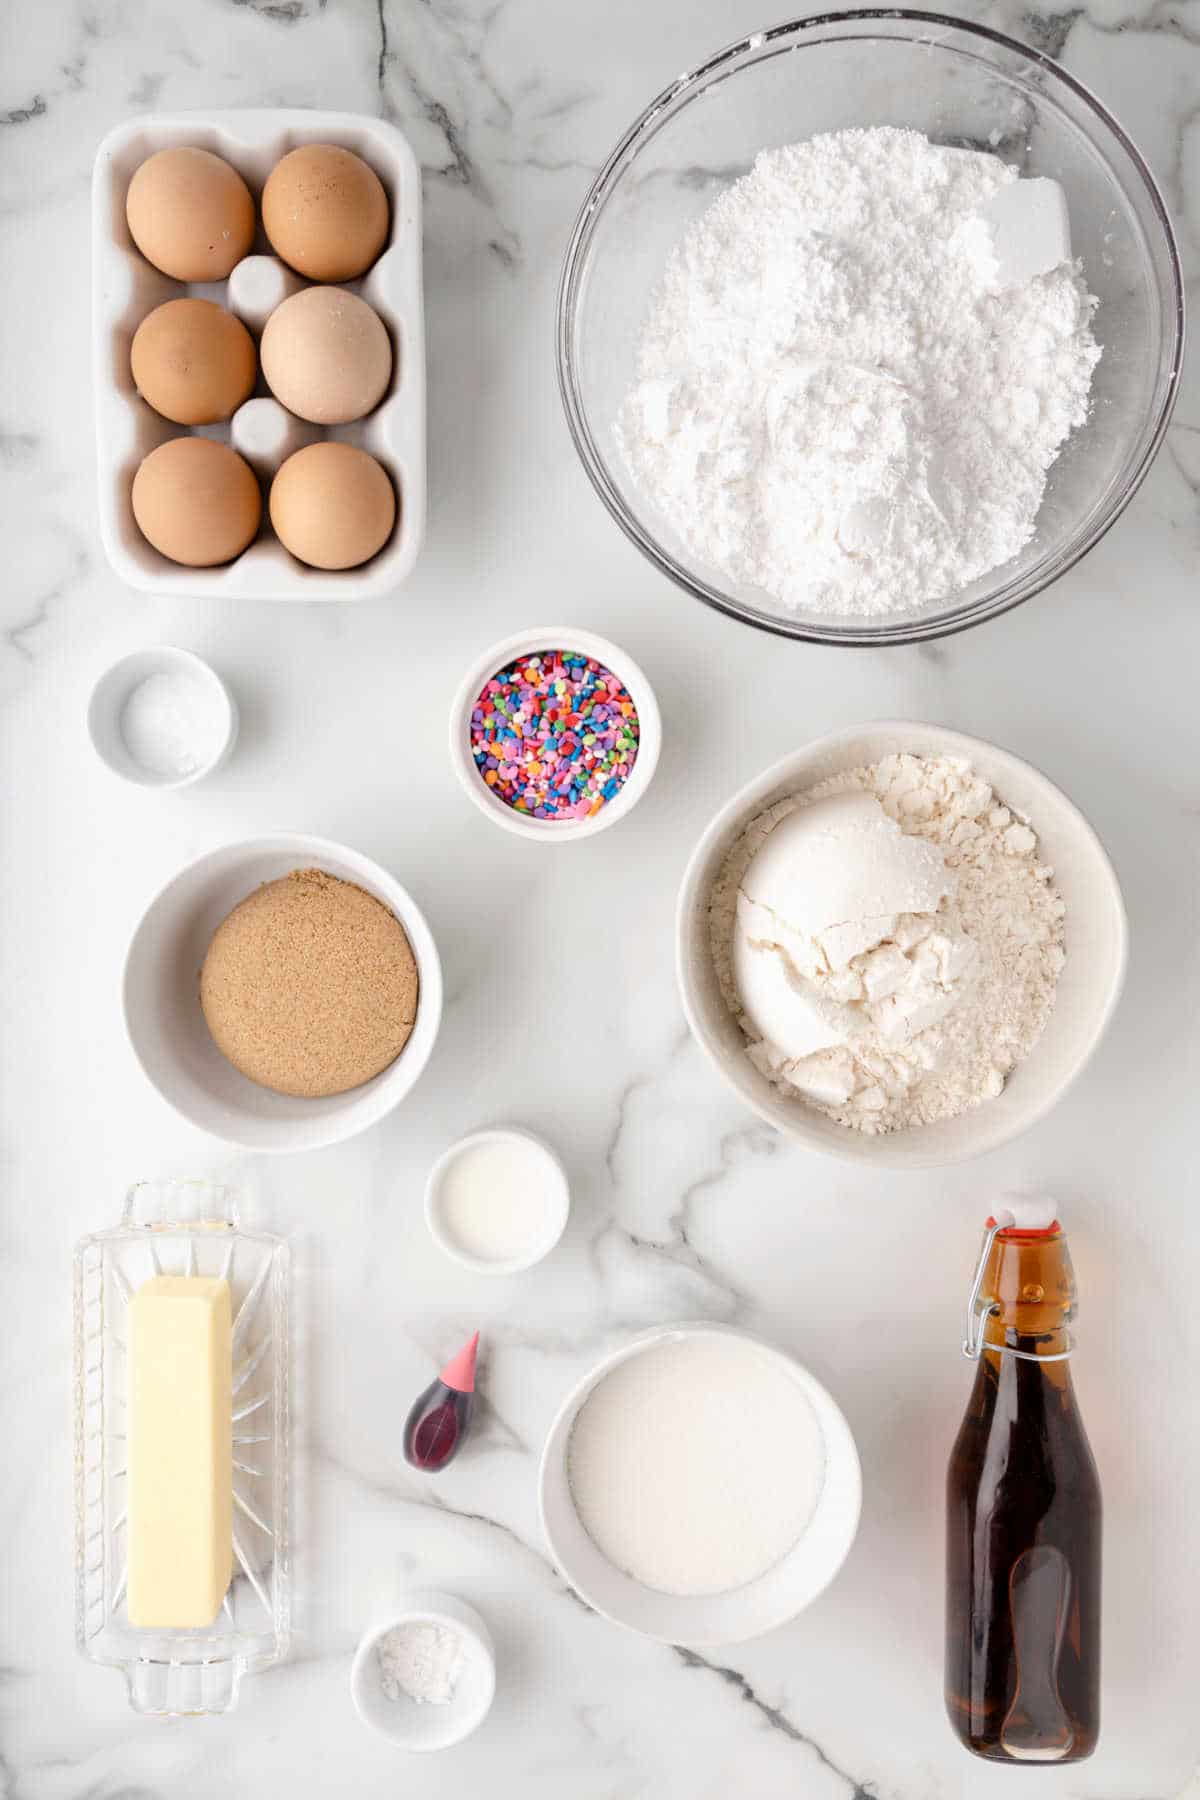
[557,11,1183,646]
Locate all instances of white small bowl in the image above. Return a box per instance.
[350,1590,496,1751]
[123,833,443,1153]
[539,1323,861,1647]
[425,1127,570,1274]
[677,721,1129,1171]
[448,626,661,841]
[88,646,237,789]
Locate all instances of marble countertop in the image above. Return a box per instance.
[1,1,1198,1795]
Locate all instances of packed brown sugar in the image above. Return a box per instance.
[200,868,418,1098]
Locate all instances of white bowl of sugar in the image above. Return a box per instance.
[539,1323,861,1646]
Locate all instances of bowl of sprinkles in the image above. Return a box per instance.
[450,627,660,841]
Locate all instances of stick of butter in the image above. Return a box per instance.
[128,1275,233,1630]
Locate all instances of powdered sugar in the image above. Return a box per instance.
[616,128,1101,618]
[711,755,1066,1132]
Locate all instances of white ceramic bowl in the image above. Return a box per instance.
[93,110,425,600]
[448,627,661,841]
[538,1322,861,1647]
[350,1590,496,1751]
[88,646,238,789]
[425,1126,570,1274]
[677,721,1128,1170]
[123,833,442,1152]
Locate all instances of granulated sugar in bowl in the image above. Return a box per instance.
[540,1324,862,1646]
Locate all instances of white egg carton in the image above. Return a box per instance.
[92,110,425,601]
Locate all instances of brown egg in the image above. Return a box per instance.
[262,144,389,282]
[132,438,261,567]
[131,299,257,425]
[270,443,396,570]
[126,147,256,282]
[260,286,392,425]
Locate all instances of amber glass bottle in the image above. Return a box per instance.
[945,1215,1101,1763]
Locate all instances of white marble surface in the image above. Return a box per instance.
[1,1,1198,1795]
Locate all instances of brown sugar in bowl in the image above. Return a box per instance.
[122,834,444,1153]
[200,868,419,1098]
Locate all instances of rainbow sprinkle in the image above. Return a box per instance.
[470,650,640,821]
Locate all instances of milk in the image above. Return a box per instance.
[436,1135,563,1265]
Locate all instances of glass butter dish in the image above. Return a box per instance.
[74,1180,289,1715]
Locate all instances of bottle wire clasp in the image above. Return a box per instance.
[962,1214,1072,1362]
[962,1217,1005,1359]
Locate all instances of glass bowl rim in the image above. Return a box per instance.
[556,7,1186,648]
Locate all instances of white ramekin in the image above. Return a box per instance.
[350,1590,495,1751]
[87,646,238,789]
[424,1126,570,1274]
[448,626,660,842]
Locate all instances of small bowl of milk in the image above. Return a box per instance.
[425,1127,570,1274]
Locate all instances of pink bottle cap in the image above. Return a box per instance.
[439,1331,480,1394]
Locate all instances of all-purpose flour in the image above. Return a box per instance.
[711,755,1066,1134]
[616,128,1101,617]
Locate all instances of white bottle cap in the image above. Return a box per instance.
[1003,1197,1059,1231]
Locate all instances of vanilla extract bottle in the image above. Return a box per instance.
[945,1212,1102,1764]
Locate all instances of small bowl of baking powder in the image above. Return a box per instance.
[88,645,237,789]
[350,1590,496,1751]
